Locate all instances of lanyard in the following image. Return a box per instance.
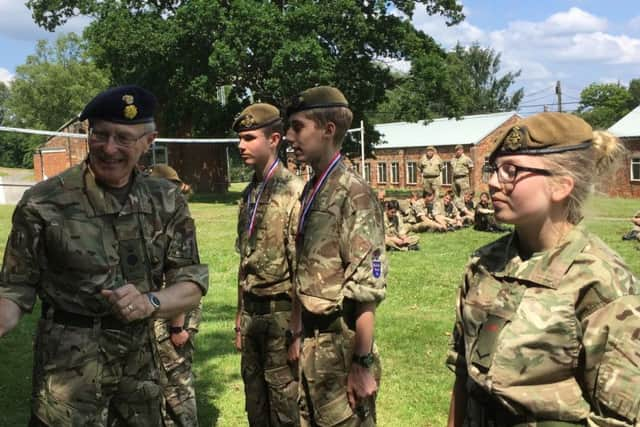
[297,152,342,237]
[246,158,279,237]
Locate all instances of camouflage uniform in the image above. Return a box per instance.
[153,302,202,427]
[0,162,208,427]
[447,226,640,426]
[384,211,419,251]
[450,153,473,198]
[419,154,443,197]
[237,164,303,427]
[455,197,475,225]
[410,198,444,232]
[296,162,387,427]
[473,201,500,232]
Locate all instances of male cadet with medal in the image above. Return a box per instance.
[233,103,303,427]
[0,85,208,426]
[286,86,387,427]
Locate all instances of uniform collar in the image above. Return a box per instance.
[495,225,590,289]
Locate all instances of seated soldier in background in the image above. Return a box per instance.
[150,164,194,199]
[410,189,448,232]
[473,191,507,232]
[148,164,202,427]
[384,200,420,251]
[622,209,640,241]
[455,190,475,226]
[438,191,464,230]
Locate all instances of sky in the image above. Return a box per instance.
[0,0,639,115]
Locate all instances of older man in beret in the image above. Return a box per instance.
[233,103,303,426]
[0,85,208,426]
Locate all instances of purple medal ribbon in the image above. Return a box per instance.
[297,152,342,238]
[246,158,279,237]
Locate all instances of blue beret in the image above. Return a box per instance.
[79,85,157,124]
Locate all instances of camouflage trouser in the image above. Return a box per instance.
[410,217,444,232]
[299,322,381,427]
[241,310,300,427]
[422,176,440,198]
[452,176,470,198]
[154,320,198,427]
[385,234,420,251]
[30,318,163,427]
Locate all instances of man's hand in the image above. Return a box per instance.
[0,298,23,338]
[101,284,155,322]
[235,329,242,351]
[170,329,190,348]
[347,363,378,409]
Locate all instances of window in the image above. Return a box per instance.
[377,162,387,184]
[391,162,399,184]
[441,161,453,185]
[364,163,371,183]
[406,162,417,185]
[632,158,640,181]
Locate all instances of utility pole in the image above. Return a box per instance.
[555,80,562,112]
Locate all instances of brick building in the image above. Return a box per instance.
[34,120,230,193]
[355,112,519,195]
[606,105,640,198]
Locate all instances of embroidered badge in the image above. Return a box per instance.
[122,94,135,105]
[240,114,256,128]
[372,249,382,279]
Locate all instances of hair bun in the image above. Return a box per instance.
[591,130,626,176]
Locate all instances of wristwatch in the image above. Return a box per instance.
[147,293,161,313]
[352,352,375,368]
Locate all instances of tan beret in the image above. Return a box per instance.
[426,146,436,151]
[286,86,349,116]
[455,144,464,150]
[232,103,281,132]
[150,164,181,183]
[491,112,593,159]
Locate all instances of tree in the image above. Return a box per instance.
[7,33,110,131]
[629,78,640,109]
[0,33,109,167]
[375,43,523,123]
[577,83,633,129]
[26,0,465,155]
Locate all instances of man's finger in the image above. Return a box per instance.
[347,389,356,409]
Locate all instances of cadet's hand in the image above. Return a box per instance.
[347,363,377,410]
[170,329,190,348]
[101,284,154,322]
[287,336,300,362]
[0,298,23,338]
[235,329,242,351]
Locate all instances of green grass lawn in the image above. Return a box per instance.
[0,192,639,426]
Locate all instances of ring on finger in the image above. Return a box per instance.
[127,304,134,312]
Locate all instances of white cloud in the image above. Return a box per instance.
[0,0,90,41]
[0,67,13,85]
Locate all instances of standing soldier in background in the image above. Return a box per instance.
[0,85,208,426]
[233,103,303,427]
[287,86,387,426]
[419,146,443,198]
[149,164,202,427]
[450,144,473,198]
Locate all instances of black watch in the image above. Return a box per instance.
[169,326,184,334]
[147,293,161,313]
[352,352,374,368]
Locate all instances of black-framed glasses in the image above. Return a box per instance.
[483,163,553,184]
[88,128,150,147]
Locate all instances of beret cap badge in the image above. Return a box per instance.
[240,114,256,128]
[504,126,523,151]
[122,94,135,105]
[123,104,138,120]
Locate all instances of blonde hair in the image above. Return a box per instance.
[302,106,353,145]
[544,130,625,224]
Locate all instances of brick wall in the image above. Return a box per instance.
[600,137,640,198]
[34,121,89,181]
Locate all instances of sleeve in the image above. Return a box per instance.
[186,300,203,332]
[467,156,474,169]
[446,267,471,377]
[580,294,640,426]
[341,187,387,304]
[164,193,209,295]
[0,196,43,312]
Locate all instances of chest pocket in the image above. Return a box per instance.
[114,214,150,290]
[463,272,525,374]
[45,218,109,274]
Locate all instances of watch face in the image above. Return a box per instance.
[149,293,161,308]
